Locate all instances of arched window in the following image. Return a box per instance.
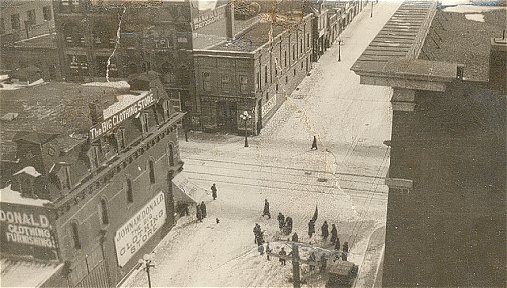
[168,144,174,166]
[99,199,109,225]
[126,177,133,203]
[71,221,81,249]
[148,158,155,184]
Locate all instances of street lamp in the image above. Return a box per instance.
[239,110,252,147]
[371,1,374,18]
[138,254,155,288]
[337,37,343,62]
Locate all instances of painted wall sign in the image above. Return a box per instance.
[114,192,166,267]
[193,8,225,30]
[88,92,156,141]
[262,93,277,118]
[0,203,58,260]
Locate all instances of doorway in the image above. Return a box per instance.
[216,101,237,133]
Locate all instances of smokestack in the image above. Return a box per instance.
[489,36,507,93]
[226,1,235,40]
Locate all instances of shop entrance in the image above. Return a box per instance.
[217,101,237,133]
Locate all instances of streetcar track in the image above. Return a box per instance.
[186,176,388,200]
[183,157,386,180]
[184,162,380,186]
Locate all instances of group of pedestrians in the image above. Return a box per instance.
[196,201,207,222]
[277,212,293,235]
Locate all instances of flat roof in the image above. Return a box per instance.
[208,21,286,52]
[353,0,437,67]
[0,258,62,287]
[419,6,507,81]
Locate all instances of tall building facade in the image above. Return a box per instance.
[352,1,506,286]
[0,73,186,287]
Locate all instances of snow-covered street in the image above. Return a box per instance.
[126,1,400,287]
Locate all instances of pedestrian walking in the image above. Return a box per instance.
[258,243,265,255]
[253,223,261,244]
[342,242,349,261]
[200,201,207,218]
[285,217,293,234]
[291,232,299,242]
[334,237,341,252]
[266,242,272,260]
[256,231,265,246]
[311,136,318,150]
[308,219,316,238]
[321,221,329,240]
[308,252,316,271]
[262,199,271,219]
[196,205,202,222]
[330,224,338,244]
[277,213,285,230]
[319,254,327,272]
[279,248,287,266]
[211,183,217,200]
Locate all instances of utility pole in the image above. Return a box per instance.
[370,1,373,18]
[138,254,155,288]
[291,243,301,288]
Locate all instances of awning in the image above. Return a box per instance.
[171,173,210,204]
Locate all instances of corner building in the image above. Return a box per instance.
[0,73,185,287]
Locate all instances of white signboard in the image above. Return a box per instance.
[114,192,166,267]
[262,94,277,118]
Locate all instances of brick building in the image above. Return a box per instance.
[352,1,506,286]
[193,12,313,134]
[0,73,186,287]
[0,0,55,44]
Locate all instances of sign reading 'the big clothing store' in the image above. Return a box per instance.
[114,192,166,267]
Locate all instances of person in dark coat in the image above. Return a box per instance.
[311,136,318,150]
[277,213,285,230]
[334,237,341,252]
[262,199,271,219]
[330,224,338,244]
[319,254,327,272]
[279,248,287,266]
[211,184,217,200]
[308,219,316,238]
[200,201,207,218]
[266,242,272,260]
[285,217,293,234]
[308,252,316,271]
[253,224,261,244]
[321,221,329,240]
[256,231,265,246]
[196,205,202,222]
[341,242,349,261]
[291,232,299,242]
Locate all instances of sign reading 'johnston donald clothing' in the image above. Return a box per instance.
[114,192,166,267]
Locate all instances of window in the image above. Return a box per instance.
[141,113,150,133]
[285,76,288,84]
[221,74,230,91]
[11,14,20,30]
[148,159,155,184]
[93,146,100,169]
[301,61,304,69]
[168,144,174,166]
[116,129,126,151]
[202,72,211,91]
[306,33,310,48]
[43,6,52,21]
[294,68,296,76]
[99,199,109,225]
[64,166,72,189]
[292,44,296,60]
[276,84,279,92]
[256,71,261,90]
[71,222,81,249]
[265,92,269,101]
[26,10,36,26]
[126,178,133,203]
[264,66,268,84]
[284,51,287,67]
[239,75,248,94]
[300,39,303,54]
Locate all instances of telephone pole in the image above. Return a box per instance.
[291,243,301,288]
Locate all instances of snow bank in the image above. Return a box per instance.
[0,185,50,206]
[13,166,41,177]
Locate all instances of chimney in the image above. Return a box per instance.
[226,1,235,40]
[89,101,103,125]
[489,35,507,93]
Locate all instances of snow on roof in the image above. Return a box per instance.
[0,78,44,91]
[1,258,63,288]
[13,166,41,177]
[82,80,130,89]
[102,90,150,119]
[0,185,50,206]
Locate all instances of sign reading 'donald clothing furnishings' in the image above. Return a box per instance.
[0,203,59,261]
[115,192,166,267]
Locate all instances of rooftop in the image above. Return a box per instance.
[208,21,286,52]
[419,5,507,81]
[353,0,437,66]
[0,258,62,287]
[0,82,128,159]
